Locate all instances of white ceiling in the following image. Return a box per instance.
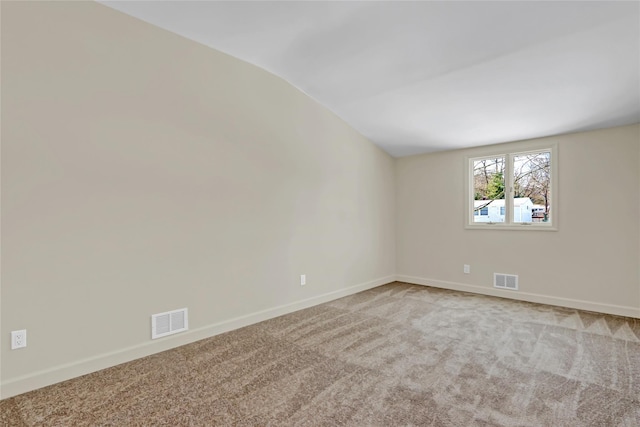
[100,1,640,157]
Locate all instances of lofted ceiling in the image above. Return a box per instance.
[99,1,640,157]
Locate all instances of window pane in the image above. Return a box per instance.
[473,157,505,223]
[513,151,551,223]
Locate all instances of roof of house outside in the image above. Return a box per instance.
[474,198,533,208]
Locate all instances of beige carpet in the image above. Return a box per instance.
[2,282,639,426]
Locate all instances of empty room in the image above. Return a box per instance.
[1,1,639,426]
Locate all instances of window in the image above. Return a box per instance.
[466,144,557,230]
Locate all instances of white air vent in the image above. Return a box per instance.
[151,308,188,339]
[494,273,518,290]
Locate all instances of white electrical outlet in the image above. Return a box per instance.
[300,274,306,286]
[463,264,470,274]
[11,330,27,349]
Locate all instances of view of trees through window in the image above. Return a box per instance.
[513,152,551,221]
[472,151,551,224]
[474,157,505,201]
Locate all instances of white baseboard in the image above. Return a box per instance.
[397,275,640,319]
[1,275,394,400]
[5,274,636,399]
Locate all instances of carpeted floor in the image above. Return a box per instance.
[2,282,639,426]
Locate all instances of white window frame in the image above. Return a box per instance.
[465,142,558,231]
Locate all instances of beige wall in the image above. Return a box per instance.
[1,2,396,397]
[397,124,640,317]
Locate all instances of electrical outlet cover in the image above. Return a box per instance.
[11,329,27,349]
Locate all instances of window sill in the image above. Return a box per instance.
[465,223,558,231]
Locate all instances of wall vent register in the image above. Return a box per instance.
[151,308,188,339]
[494,273,518,291]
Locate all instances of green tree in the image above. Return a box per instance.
[486,172,504,200]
